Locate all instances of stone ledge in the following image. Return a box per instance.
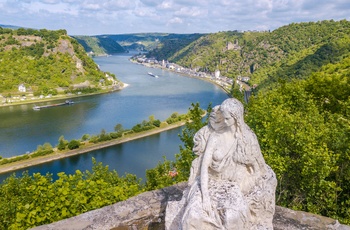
[32,182,350,230]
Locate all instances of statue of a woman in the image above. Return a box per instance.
[166,98,276,230]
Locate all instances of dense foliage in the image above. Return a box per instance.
[0,159,142,229]
[76,33,205,53]
[0,27,113,95]
[146,33,204,61]
[149,20,350,87]
[246,49,350,224]
[252,20,350,90]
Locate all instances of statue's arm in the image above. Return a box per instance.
[200,139,214,213]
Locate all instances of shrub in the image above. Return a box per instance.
[68,139,81,150]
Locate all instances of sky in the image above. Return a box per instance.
[0,0,349,36]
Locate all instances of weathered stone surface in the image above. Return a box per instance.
[32,182,350,230]
[166,98,277,229]
[273,206,350,230]
[32,182,187,230]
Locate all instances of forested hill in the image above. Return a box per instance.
[72,35,126,56]
[151,20,350,90]
[75,33,205,56]
[0,27,116,95]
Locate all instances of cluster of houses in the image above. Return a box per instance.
[1,73,122,105]
[131,54,238,92]
[1,83,53,104]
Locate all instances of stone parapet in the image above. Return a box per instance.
[32,182,349,230]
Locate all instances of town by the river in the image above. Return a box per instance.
[0,53,228,181]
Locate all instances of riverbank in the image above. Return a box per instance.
[0,83,129,108]
[129,58,232,95]
[0,121,185,175]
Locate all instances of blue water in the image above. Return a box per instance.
[0,53,229,181]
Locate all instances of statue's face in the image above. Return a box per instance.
[221,109,236,127]
[209,106,225,131]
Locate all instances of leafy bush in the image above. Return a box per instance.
[0,154,30,165]
[152,119,161,127]
[67,140,81,150]
[97,129,112,142]
[110,132,122,139]
[0,159,142,229]
[246,57,350,224]
[57,135,68,151]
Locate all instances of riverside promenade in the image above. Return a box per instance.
[0,121,185,175]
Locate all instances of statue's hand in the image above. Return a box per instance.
[193,136,205,154]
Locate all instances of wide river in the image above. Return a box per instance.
[0,53,228,181]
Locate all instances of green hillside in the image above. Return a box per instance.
[106,33,204,52]
[75,33,205,55]
[105,33,170,51]
[0,27,120,97]
[153,20,350,90]
[73,35,125,56]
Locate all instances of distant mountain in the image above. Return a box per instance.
[72,35,126,56]
[104,33,205,52]
[0,27,119,95]
[74,33,205,56]
[0,24,23,30]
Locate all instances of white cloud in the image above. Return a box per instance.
[168,17,183,24]
[82,3,101,11]
[103,0,135,11]
[158,1,173,9]
[174,7,207,17]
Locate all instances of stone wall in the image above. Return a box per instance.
[33,182,350,230]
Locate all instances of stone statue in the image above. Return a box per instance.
[166,98,277,230]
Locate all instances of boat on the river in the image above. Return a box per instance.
[148,72,159,78]
[33,100,74,110]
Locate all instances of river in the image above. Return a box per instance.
[0,53,228,181]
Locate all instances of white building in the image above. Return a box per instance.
[18,84,26,93]
[215,70,221,79]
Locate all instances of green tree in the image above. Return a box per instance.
[145,102,211,190]
[246,76,349,223]
[68,139,81,150]
[57,135,68,151]
[114,124,124,133]
[81,134,90,141]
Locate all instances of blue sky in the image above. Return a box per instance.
[0,0,349,35]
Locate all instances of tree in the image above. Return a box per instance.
[114,124,123,133]
[153,119,161,127]
[68,139,81,150]
[246,77,349,223]
[145,102,212,189]
[81,134,90,141]
[57,135,68,151]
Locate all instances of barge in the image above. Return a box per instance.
[33,100,74,110]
